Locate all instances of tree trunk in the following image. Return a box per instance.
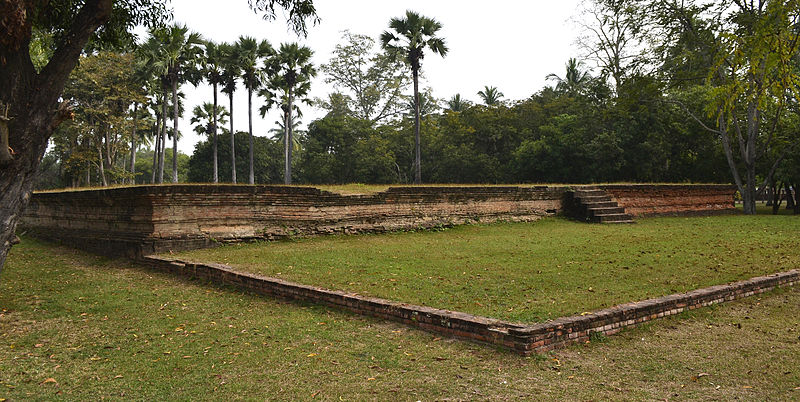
[248,87,254,185]
[771,181,782,215]
[97,145,107,186]
[0,0,114,273]
[412,67,421,184]
[212,83,218,184]
[172,79,179,183]
[151,115,160,184]
[130,103,138,185]
[286,91,295,185]
[229,92,236,184]
[158,88,167,184]
[284,106,290,185]
[786,183,796,210]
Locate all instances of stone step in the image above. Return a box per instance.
[573,190,605,197]
[588,206,626,215]
[595,213,635,223]
[576,195,613,203]
[582,201,619,208]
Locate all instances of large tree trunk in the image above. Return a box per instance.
[248,87,254,185]
[229,92,236,184]
[129,103,138,185]
[212,83,218,184]
[172,79,179,183]
[412,67,421,184]
[0,0,113,273]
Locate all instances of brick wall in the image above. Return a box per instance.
[21,184,737,256]
[142,255,798,355]
[600,184,737,217]
[22,185,566,256]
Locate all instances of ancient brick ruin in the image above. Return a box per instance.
[21,184,736,258]
[22,182,778,355]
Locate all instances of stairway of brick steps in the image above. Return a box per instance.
[572,187,635,224]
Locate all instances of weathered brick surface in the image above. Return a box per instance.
[140,255,798,354]
[22,185,566,255]
[21,184,737,256]
[599,184,737,217]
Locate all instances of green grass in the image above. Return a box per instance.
[175,215,799,323]
[1,238,798,399]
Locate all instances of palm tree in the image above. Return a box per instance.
[381,11,448,184]
[477,86,504,106]
[142,24,204,183]
[137,32,170,184]
[191,103,230,142]
[265,42,316,185]
[447,93,468,112]
[268,113,304,152]
[219,42,240,183]
[237,36,274,185]
[546,58,593,96]
[201,40,225,183]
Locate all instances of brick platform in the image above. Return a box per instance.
[20,184,737,257]
[141,255,797,354]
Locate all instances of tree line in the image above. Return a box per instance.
[30,1,800,218]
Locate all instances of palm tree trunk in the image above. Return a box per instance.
[248,87,254,185]
[412,67,421,184]
[158,88,167,184]
[229,92,236,184]
[212,83,218,184]
[284,106,290,185]
[172,79,179,183]
[129,103,138,185]
[151,115,160,184]
[287,90,294,185]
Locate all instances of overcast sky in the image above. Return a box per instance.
[165,0,584,154]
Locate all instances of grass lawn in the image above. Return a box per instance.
[175,214,799,323]
[1,238,798,400]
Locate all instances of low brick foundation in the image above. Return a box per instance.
[21,184,737,256]
[141,255,798,355]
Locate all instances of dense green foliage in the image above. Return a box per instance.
[187,131,283,183]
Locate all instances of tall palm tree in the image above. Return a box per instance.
[201,40,225,183]
[546,58,593,96]
[237,36,274,185]
[477,86,504,106]
[219,42,240,183]
[264,42,316,185]
[142,24,204,183]
[137,32,170,184]
[447,93,468,112]
[381,11,448,184]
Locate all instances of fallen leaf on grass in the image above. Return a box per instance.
[743,386,753,389]
[307,353,318,357]
[40,378,57,385]
[114,375,123,379]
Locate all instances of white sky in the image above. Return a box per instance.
[167,0,584,154]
